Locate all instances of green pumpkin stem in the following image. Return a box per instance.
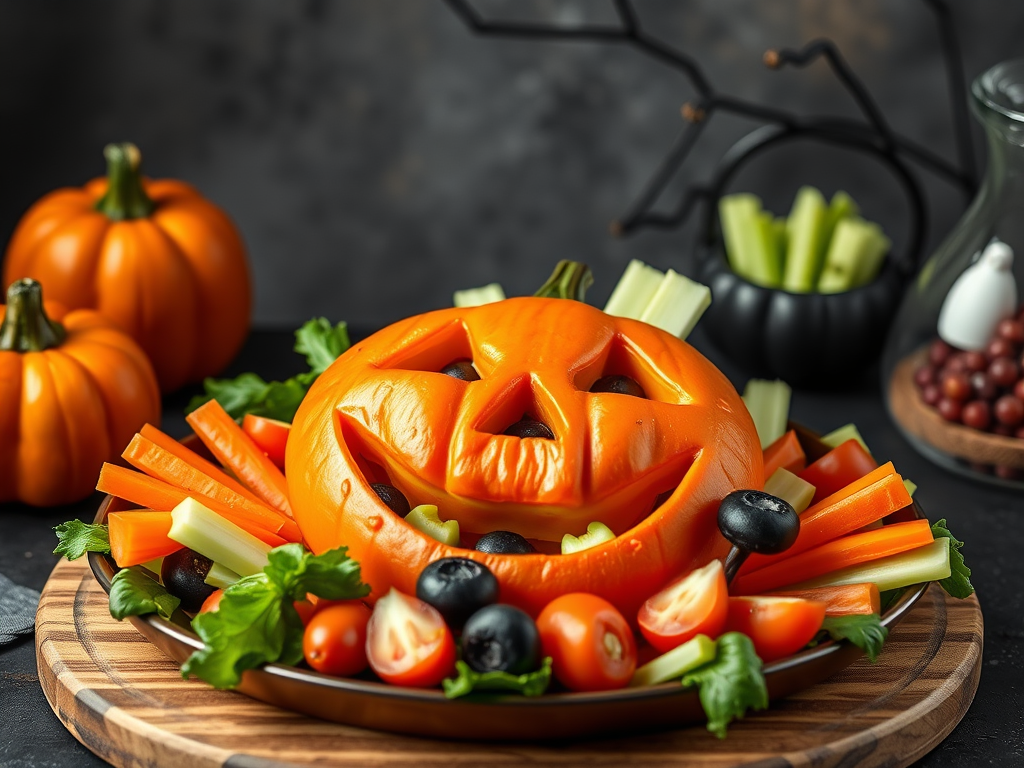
[93,143,155,221]
[0,279,66,352]
[534,260,594,302]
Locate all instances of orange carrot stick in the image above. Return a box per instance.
[108,510,182,567]
[739,462,912,576]
[187,400,293,517]
[766,583,881,617]
[763,430,806,478]
[733,520,933,595]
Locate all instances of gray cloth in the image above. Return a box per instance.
[0,572,40,646]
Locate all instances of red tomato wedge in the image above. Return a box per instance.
[538,593,637,692]
[798,439,878,505]
[366,588,456,688]
[725,596,826,662]
[243,414,291,471]
[638,560,729,653]
[763,430,806,478]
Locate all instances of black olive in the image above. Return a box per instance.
[718,490,800,584]
[475,531,537,555]
[461,604,542,675]
[371,483,411,517]
[590,375,647,398]
[440,360,480,382]
[161,548,215,613]
[503,415,554,439]
[416,557,500,630]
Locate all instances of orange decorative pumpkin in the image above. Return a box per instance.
[0,279,161,506]
[287,297,762,618]
[2,143,251,393]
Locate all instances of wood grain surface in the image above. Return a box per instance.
[36,556,982,768]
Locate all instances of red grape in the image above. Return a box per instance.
[929,339,954,366]
[998,319,1024,344]
[995,395,1024,426]
[961,400,992,430]
[941,372,972,401]
[987,337,1017,360]
[971,372,998,400]
[937,398,963,422]
[944,354,968,374]
[989,357,1020,388]
[1014,380,1024,402]
[922,384,942,406]
[914,365,936,388]
[962,351,987,373]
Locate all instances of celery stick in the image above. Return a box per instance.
[817,218,891,293]
[821,423,872,456]
[604,259,664,320]
[562,522,615,555]
[168,498,271,577]
[453,283,506,308]
[406,505,460,546]
[903,479,917,497]
[822,191,859,249]
[742,379,791,449]
[719,194,763,282]
[788,538,950,592]
[773,216,788,276]
[752,210,783,287]
[631,634,717,687]
[204,562,241,589]
[783,187,828,292]
[764,468,815,514]
[638,269,712,340]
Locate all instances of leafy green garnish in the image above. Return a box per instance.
[681,632,768,739]
[182,544,369,689]
[443,658,553,699]
[109,567,181,621]
[821,614,888,663]
[53,520,110,560]
[187,318,349,421]
[931,519,974,599]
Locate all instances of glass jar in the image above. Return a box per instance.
[883,59,1024,487]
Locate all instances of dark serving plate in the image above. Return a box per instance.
[87,427,928,741]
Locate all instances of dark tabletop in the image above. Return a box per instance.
[1,327,1021,768]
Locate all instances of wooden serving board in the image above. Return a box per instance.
[37,557,982,768]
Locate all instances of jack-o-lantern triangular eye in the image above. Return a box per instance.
[379,320,481,380]
[575,334,689,405]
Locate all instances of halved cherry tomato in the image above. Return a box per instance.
[637,560,729,653]
[366,588,456,688]
[537,593,637,692]
[199,589,223,614]
[303,601,372,676]
[242,414,290,470]
[798,439,878,505]
[725,596,826,662]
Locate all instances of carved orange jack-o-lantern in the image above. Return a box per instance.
[287,297,762,618]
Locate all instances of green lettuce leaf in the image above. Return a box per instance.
[53,520,110,560]
[442,658,553,699]
[681,632,768,739]
[109,567,180,621]
[264,543,370,602]
[822,614,888,662]
[295,318,351,374]
[931,519,974,599]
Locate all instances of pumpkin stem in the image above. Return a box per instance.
[0,279,66,352]
[93,143,155,221]
[534,260,594,302]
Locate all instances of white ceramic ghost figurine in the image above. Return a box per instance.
[937,239,1018,351]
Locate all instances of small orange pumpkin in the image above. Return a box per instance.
[3,143,251,392]
[287,297,761,618]
[0,279,161,506]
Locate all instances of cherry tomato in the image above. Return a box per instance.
[303,602,372,676]
[637,560,729,653]
[199,588,223,614]
[242,414,290,470]
[537,593,637,692]
[366,588,456,688]
[798,439,878,505]
[725,596,826,662]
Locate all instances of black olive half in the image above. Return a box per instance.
[371,483,411,517]
[590,375,646,398]
[475,531,537,555]
[416,557,500,630]
[461,604,542,675]
[161,548,216,613]
[503,416,554,439]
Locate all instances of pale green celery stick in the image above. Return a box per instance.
[817,218,891,294]
[168,498,271,577]
[604,259,664,320]
[204,562,241,589]
[562,522,615,555]
[822,191,859,250]
[453,283,506,308]
[751,210,783,287]
[630,634,717,687]
[742,379,792,450]
[764,468,815,514]
[638,269,712,340]
[788,538,950,592]
[783,187,828,292]
[406,505,460,546]
[852,222,891,286]
[903,479,917,497]
[773,216,788,276]
[139,557,164,580]
[821,423,872,456]
[719,194,763,282]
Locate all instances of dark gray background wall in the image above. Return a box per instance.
[0,0,1020,329]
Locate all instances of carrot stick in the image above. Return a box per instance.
[187,400,293,517]
[108,510,182,567]
[766,583,880,617]
[733,519,933,595]
[739,462,912,576]
[763,430,806,478]
[140,423,264,505]
[97,464,291,547]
